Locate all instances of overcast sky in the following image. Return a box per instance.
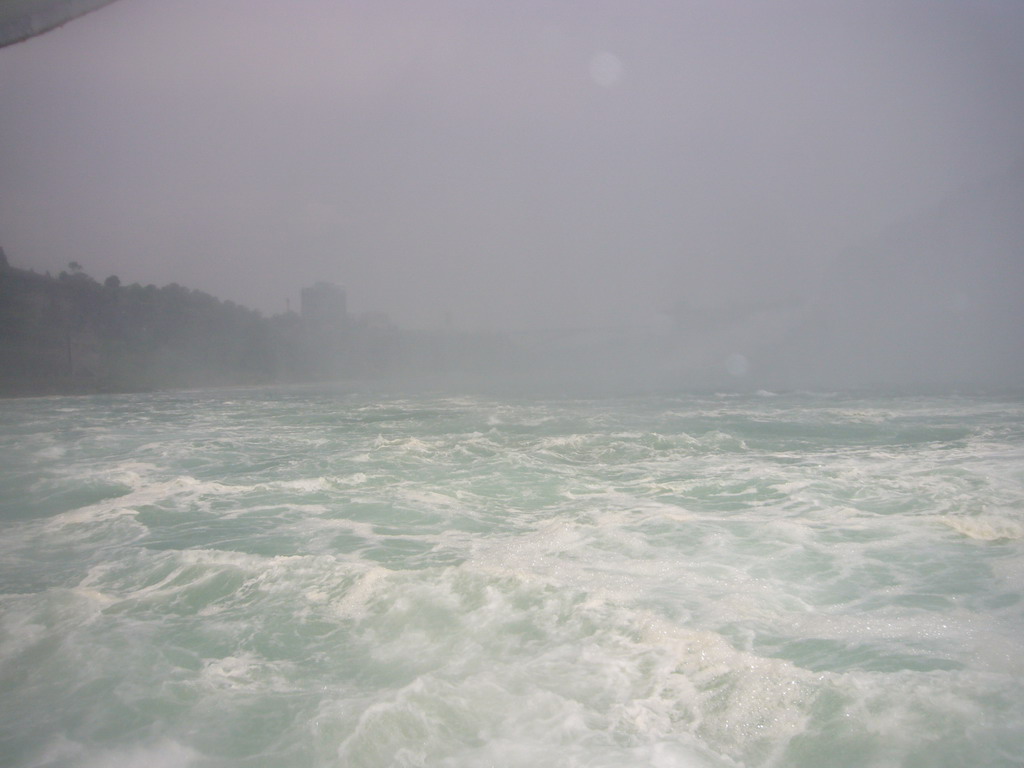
[1,0,1022,331]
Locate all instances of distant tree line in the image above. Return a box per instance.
[0,249,513,397]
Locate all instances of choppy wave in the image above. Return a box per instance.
[1,388,1022,767]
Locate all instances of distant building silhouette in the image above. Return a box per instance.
[300,281,348,333]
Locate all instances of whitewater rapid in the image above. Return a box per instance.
[1,387,1022,767]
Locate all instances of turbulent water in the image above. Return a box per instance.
[1,386,1023,768]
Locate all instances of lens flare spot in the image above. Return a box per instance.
[589,51,623,87]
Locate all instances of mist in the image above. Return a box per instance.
[1,0,1022,391]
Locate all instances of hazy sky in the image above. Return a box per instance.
[1,0,1022,331]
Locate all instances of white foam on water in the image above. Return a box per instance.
[26,736,199,768]
[45,473,235,527]
[43,464,354,532]
[330,565,394,620]
[33,444,67,460]
[372,435,433,453]
[634,621,817,765]
[2,390,1023,766]
[302,516,380,541]
[396,488,463,513]
[319,556,827,767]
[77,548,319,612]
[0,595,50,660]
[942,511,1024,540]
[336,672,718,768]
[273,476,333,493]
[198,651,300,696]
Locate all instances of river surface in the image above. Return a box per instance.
[1,386,1022,767]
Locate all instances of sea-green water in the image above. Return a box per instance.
[1,386,1022,767]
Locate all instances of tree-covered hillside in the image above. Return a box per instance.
[0,252,281,395]
[0,250,516,396]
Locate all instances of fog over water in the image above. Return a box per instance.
[1,0,1022,388]
[2,7,1024,766]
